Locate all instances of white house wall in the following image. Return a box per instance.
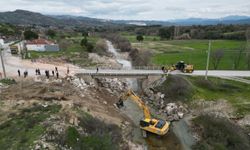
[26,44,46,51]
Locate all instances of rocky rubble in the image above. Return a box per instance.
[143,88,188,122]
[96,78,127,95]
[70,76,92,91]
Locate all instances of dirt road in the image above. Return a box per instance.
[0,48,80,77]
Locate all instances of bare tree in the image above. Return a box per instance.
[211,49,224,70]
[129,49,152,66]
[246,28,250,70]
[232,46,245,69]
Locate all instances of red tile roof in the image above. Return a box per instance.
[26,39,54,45]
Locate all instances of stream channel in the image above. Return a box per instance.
[106,40,195,150]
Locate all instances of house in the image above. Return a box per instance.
[26,39,59,51]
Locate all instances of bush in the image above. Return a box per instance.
[192,115,250,150]
[156,75,194,101]
[60,113,122,150]
[0,78,16,85]
[103,33,132,52]
[0,104,61,149]
[129,48,152,66]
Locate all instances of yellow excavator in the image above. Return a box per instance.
[115,90,170,137]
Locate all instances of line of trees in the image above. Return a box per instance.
[157,25,248,40]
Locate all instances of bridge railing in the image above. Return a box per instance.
[82,66,163,70]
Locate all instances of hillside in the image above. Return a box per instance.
[0,10,59,26]
[0,10,249,27]
[0,10,115,27]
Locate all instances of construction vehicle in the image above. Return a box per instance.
[10,45,18,55]
[168,61,194,73]
[115,90,170,137]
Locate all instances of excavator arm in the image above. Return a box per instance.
[116,90,151,119]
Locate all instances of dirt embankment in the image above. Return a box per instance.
[0,77,138,149]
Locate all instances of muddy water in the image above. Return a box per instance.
[106,40,186,150]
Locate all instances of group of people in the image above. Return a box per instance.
[44,69,59,79]
[35,69,41,75]
[18,69,28,78]
[17,66,60,79]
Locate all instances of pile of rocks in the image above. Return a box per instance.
[164,103,188,121]
[70,77,94,91]
[144,89,188,121]
[98,78,127,94]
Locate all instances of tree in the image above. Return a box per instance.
[47,29,56,39]
[232,46,245,69]
[136,35,144,42]
[86,43,94,52]
[211,49,224,70]
[24,30,38,40]
[246,28,250,70]
[130,49,152,66]
[80,37,88,47]
[82,31,88,37]
[158,26,175,39]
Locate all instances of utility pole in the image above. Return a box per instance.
[205,40,211,80]
[0,44,6,78]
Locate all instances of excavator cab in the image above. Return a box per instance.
[115,99,124,108]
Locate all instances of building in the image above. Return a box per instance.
[26,39,59,51]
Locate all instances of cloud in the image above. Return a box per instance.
[0,0,249,20]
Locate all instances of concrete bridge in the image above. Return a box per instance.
[76,69,168,78]
[76,69,250,84]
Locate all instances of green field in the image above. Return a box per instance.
[124,34,248,70]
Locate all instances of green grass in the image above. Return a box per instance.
[59,111,121,150]
[188,76,250,115]
[159,75,250,115]
[0,78,16,85]
[151,40,247,70]
[64,126,115,150]
[123,34,247,70]
[0,104,61,149]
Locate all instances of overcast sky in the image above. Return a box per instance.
[0,0,250,20]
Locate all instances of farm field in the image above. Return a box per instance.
[124,34,248,70]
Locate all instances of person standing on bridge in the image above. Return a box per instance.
[67,66,69,75]
[96,67,99,73]
[17,69,20,77]
[56,72,59,79]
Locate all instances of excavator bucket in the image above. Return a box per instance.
[114,99,124,109]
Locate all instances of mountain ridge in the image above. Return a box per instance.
[0,10,249,26]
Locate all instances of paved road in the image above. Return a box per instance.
[1,44,250,82]
[77,69,250,77]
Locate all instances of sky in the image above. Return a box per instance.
[0,0,250,20]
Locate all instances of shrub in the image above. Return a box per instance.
[156,75,194,101]
[192,115,250,150]
[0,78,16,85]
[60,113,122,150]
